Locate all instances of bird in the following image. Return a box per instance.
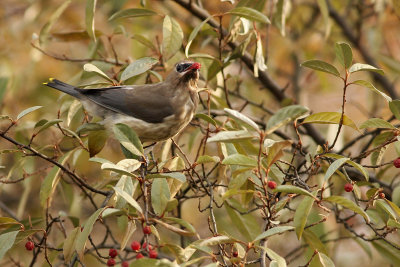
[44,61,201,142]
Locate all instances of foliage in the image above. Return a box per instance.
[1,0,400,266]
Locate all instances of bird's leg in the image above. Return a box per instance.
[82,110,90,123]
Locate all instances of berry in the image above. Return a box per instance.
[109,248,117,258]
[149,249,158,259]
[379,192,386,199]
[267,181,277,190]
[25,241,34,251]
[136,253,144,259]
[344,183,353,192]
[394,158,400,168]
[232,251,238,257]
[143,225,152,235]
[106,258,115,266]
[131,241,141,251]
[122,262,129,267]
[142,242,153,250]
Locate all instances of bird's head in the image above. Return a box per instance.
[167,61,201,86]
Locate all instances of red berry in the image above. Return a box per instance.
[267,181,277,190]
[122,262,129,267]
[143,225,152,235]
[107,258,116,266]
[109,248,117,258]
[344,183,353,192]
[136,253,144,259]
[149,250,158,259]
[25,241,34,251]
[233,251,238,257]
[394,158,400,168]
[142,242,153,250]
[379,192,385,199]
[131,241,141,251]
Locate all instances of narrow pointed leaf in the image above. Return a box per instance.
[207,130,255,143]
[294,195,316,239]
[85,0,97,41]
[109,8,157,21]
[224,108,259,131]
[63,227,80,263]
[389,100,400,121]
[266,105,309,134]
[39,0,71,45]
[335,42,353,68]
[151,178,171,216]
[324,157,349,181]
[359,118,395,129]
[222,154,257,167]
[83,63,113,83]
[273,185,316,199]
[113,186,143,214]
[0,231,19,260]
[185,16,212,57]
[228,7,271,24]
[349,63,384,75]
[301,60,340,77]
[113,123,143,157]
[17,106,42,120]
[120,57,158,82]
[253,226,294,242]
[302,112,358,130]
[162,15,183,60]
[264,247,287,267]
[352,80,391,102]
[324,196,370,222]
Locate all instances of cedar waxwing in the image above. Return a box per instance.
[44,61,201,142]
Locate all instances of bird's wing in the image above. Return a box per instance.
[76,85,174,123]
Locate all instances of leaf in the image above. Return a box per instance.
[264,247,287,267]
[254,35,267,77]
[151,178,171,216]
[349,63,384,75]
[294,195,316,240]
[67,100,82,126]
[75,207,107,260]
[63,227,80,263]
[195,113,217,126]
[352,80,392,102]
[222,154,257,167]
[302,229,327,255]
[109,8,157,21]
[101,162,135,177]
[120,57,158,82]
[113,123,143,157]
[199,236,235,246]
[359,118,396,129]
[273,0,288,36]
[14,229,41,244]
[162,15,183,60]
[388,218,400,229]
[324,157,349,181]
[185,16,212,57]
[0,217,23,231]
[324,196,370,222]
[0,231,19,260]
[131,34,156,51]
[147,172,186,183]
[164,217,197,235]
[36,119,63,134]
[197,155,220,164]
[39,0,71,45]
[76,122,105,134]
[253,226,294,242]
[207,130,255,143]
[88,130,108,157]
[152,218,196,237]
[224,108,260,132]
[302,112,358,131]
[389,100,400,121]
[85,0,97,41]
[385,199,400,218]
[16,106,42,120]
[113,186,143,214]
[335,42,353,68]
[266,140,292,167]
[324,153,369,181]
[372,240,400,266]
[375,199,397,220]
[301,60,340,77]
[266,105,309,134]
[316,0,331,38]
[227,7,271,24]
[114,175,136,209]
[120,220,136,251]
[316,252,335,267]
[273,185,316,199]
[83,63,113,83]
[39,151,73,207]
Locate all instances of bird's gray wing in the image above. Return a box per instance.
[76,85,174,123]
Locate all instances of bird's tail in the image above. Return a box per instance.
[43,78,80,98]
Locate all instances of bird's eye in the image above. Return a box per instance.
[176,64,184,72]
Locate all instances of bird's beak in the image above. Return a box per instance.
[186,62,201,71]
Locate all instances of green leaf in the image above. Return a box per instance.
[147,172,186,183]
[352,80,391,102]
[207,130,255,143]
[39,151,73,207]
[316,0,331,38]
[162,15,183,60]
[113,123,143,157]
[335,42,353,68]
[324,196,370,222]
[109,8,157,21]
[75,207,107,260]
[67,99,82,126]
[388,218,400,228]
[120,220,136,251]
[315,252,335,267]
[36,119,63,134]
[375,199,397,220]
[324,153,369,181]
[164,217,197,235]
[349,63,384,75]
[39,0,72,45]
[113,186,143,214]
[131,34,156,51]
[294,195,316,240]
[273,185,316,199]
[266,140,292,167]
[199,236,235,246]
[222,154,257,167]
[302,112,358,131]
[185,16,212,57]
[301,60,340,77]
[88,130,108,157]
[63,227,80,263]
[101,160,140,177]
[385,199,400,218]
[151,178,171,216]
[359,118,395,129]
[76,122,105,134]
[16,106,43,120]
[197,155,220,164]
[266,105,309,134]
[253,226,294,242]
[14,229,41,244]
[0,231,19,260]
[389,100,400,121]
[227,7,271,24]
[264,247,287,267]
[0,217,22,230]
[120,57,158,82]
[273,0,288,36]
[324,157,349,181]
[372,240,400,266]
[114,176,135,209]
[85,0,97,41]
[83,63,114,83]
[302,229,327,255]
[224,108,260,132]
[195,113,217,126]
